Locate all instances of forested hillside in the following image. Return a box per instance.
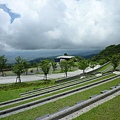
[91,44,120,62]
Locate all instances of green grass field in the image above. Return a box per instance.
[0,77,119,120]
[0,63,119,120]
[0,74,115,111]
[0,80,55,102]
[96,62,113,72]
[73,95,120,120]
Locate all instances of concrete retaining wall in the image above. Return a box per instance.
[37,85,120,120]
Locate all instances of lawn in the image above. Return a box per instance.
[0,73,115,103]
[0,80,55,102]
[73,95,120,120]
[0,74,115,111]
[97,62,113,72]
[1,77,120,120]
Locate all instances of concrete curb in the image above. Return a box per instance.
[36,85,120,120]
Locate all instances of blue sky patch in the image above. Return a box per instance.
[0,4,20,23]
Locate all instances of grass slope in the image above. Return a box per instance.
[74,95,120,120]
[0,74,115,111]
[1,77,120,120]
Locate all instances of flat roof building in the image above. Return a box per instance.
[55,56,75,62]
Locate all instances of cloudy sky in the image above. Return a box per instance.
[0,0,120,51]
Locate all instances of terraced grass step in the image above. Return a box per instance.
[36,85,120,120]
[20,74,109,97]
[73,93,120,120]
[0,74,116,111]
[0,75,119,119]
[1,76,120,120]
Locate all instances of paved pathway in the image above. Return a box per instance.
[0,70,82,84]
[0,65,100,84]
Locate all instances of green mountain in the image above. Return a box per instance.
[91,44,120,62]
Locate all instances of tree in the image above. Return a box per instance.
[67,58,75,71]
[0,55,7,76]
[99,59,107,65]
[60,60,70,77]
[51,60,57,71]
[64,53,68,56]
[75,56,82,61]
[111,55,120,70]
[59,61,64,71]
[89,61,96,69]
[12,56,25,83]
[33,61,39,71]
[78,59,88,74]
[40,60,51,80]
[23,60,31,75]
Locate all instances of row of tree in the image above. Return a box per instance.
[0,55,88,82]
[0,53,120,83]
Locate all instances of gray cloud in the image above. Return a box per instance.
[0,0,120,51]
